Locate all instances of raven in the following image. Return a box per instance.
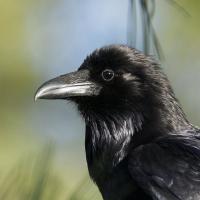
[35,45,200,200]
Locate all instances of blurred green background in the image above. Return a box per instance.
[0,0,200,199]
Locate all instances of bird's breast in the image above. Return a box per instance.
[84,118,133,185]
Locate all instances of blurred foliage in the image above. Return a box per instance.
[0,0,100,199]
[0,0,200,200]
[0,0,36,102]
[0,144,101,200]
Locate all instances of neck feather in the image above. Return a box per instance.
[84,111,143,173]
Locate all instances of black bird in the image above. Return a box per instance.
[35,45,200,200]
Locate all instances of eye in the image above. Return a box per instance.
[101,69,115,82]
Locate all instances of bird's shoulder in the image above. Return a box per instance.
[128,128,200,200]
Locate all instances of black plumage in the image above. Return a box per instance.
[35,45,200,200]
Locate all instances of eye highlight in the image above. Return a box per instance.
[101,69,115,82]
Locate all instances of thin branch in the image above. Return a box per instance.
[165,0,190,17]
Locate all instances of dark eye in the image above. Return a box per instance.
[101,69,115,82]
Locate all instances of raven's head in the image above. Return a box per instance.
[35,45,188,133]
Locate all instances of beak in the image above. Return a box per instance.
[35,69,101,101]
